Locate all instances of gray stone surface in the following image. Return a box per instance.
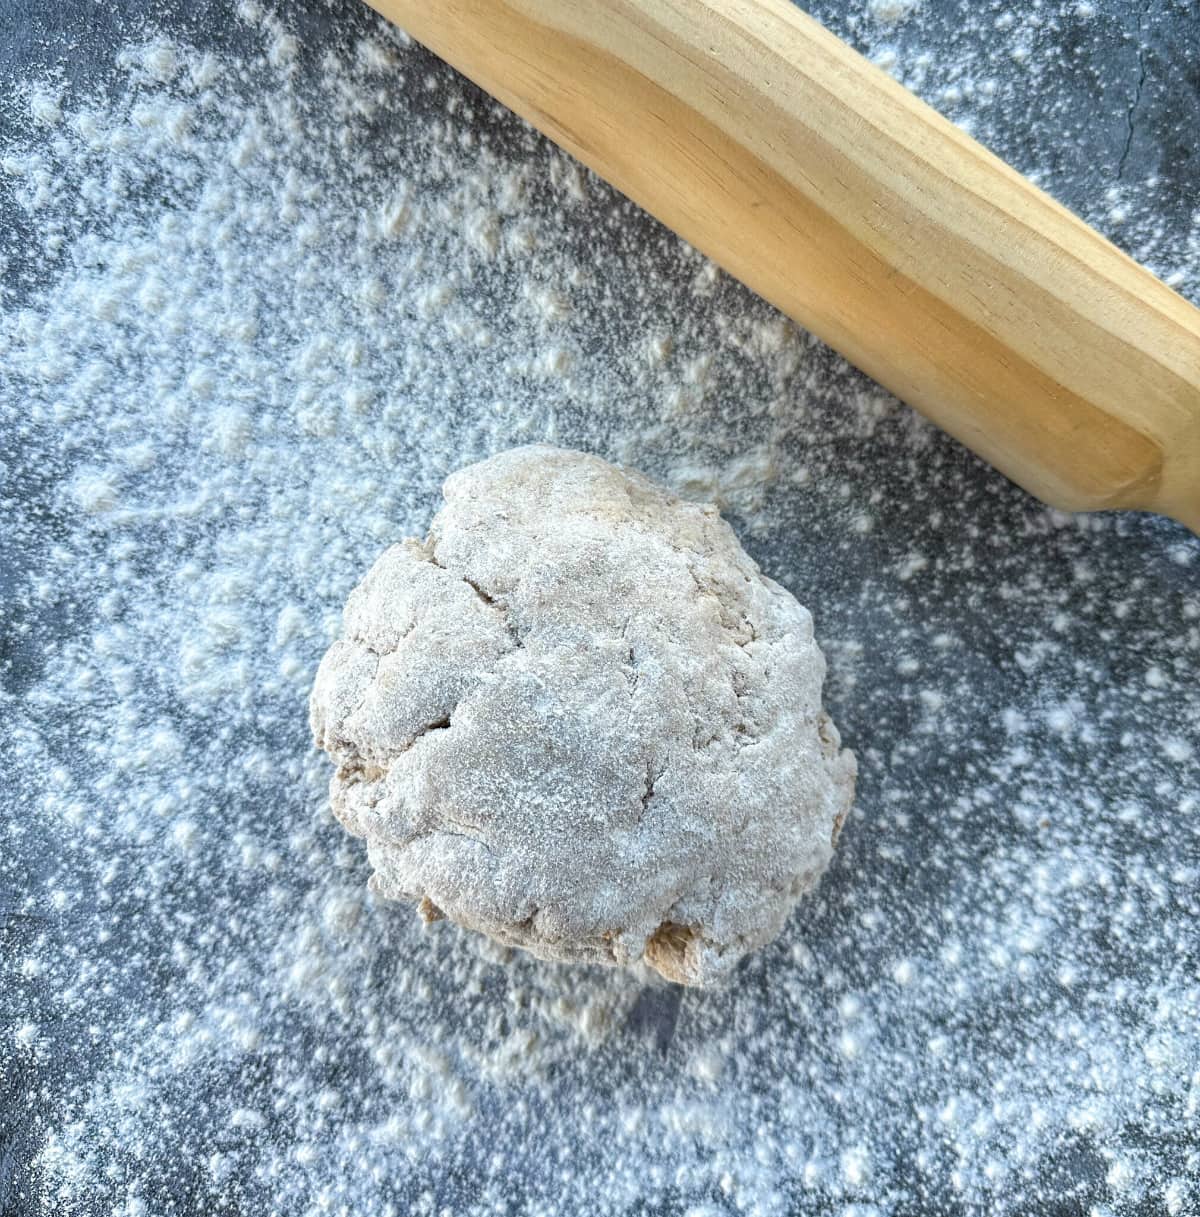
[1,2,1197,1215]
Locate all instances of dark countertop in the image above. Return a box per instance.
[1,2,1197,1215]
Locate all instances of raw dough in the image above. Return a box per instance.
[310,445,855,986]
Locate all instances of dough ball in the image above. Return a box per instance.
[310,445,855,986]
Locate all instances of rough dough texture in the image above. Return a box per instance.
[310,445,856,986]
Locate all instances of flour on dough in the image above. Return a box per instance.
[310,444,856,986]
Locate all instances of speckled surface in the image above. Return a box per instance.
[1,2,1197,1215]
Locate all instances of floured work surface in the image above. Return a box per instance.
[1,1,1197,1213]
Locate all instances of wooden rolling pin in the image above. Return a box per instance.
[366,0,1200,533]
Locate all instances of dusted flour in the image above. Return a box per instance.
[1,2,1197,1215]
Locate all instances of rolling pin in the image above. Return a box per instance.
[365,0,1200,534]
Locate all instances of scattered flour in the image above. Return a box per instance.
[1,2,1197,1215]
[868,0,922,25]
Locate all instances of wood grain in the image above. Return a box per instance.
[365,0,1200,533]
